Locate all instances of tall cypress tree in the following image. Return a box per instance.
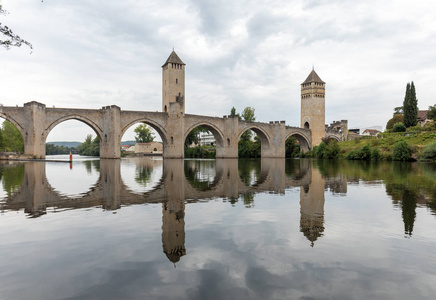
[410,82,418,127]
[403,82,414,127]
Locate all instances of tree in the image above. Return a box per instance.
[403,82,418,127]
[0,5,32,50]
[134,124,155,143]
[230,107,236,117]
[184,126,208,148]
[1,120,24,152]
[394,106,403,115]
[240,107,256,142]
[386,114,403,131]
[79,135,100,156]
[427,104,436,121]
[393,122,406,132]
[241,107,256,122]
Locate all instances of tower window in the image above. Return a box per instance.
[176,78,178,84]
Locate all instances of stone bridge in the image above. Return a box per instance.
[0,101,312,159]
[2,158,312,216]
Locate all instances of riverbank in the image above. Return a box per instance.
[306,131,436,161]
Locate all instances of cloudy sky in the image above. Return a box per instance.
[1,0,436,141]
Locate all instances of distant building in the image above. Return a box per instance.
[199,132,215,146]
[362,129,381,137]
[417,110,430,127]
[348,128,360,135]
[135,141,163,154]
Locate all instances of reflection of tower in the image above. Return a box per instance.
[161,160,186,264]
[301,68,325,146]
[300,166,325,247]
[162,51,185,114]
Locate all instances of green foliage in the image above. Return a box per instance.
[393,122,406,132]
[314,140,340,159]
[184,146,216,158]
[285,136,300,157]
[386,114,404,131]
[423,121,436,131]
[1,121,24,152]
[46,144,77,155]
[394,106,404,115]
[79,135,100,156]
[427,104,436,121]
[371,148,382,160]
[421,142,436,160]
[238,138,261,158]
[346,144,371,160]
[238,107,260,157]
[185,126,209,148]
[403,82,418,128]
[392,140,412,161]
[134,124,155,143]
[241,107,256,122]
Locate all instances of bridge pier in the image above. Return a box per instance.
[23,102,47,159]
[100,105,122,159]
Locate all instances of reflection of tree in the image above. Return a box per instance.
[402,189,417,236]
[238,159,261,186]
[242,192,255,208]
[0,164,24,197]
[135,166,153,187]
[184,160,216,191]
[83,160,100,174]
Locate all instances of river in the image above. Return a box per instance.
[0,157,435,300]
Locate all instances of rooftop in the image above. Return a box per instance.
[162,51,185,67]
[302,69,325,84]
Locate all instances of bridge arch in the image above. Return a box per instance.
[0,113,25,139]
[184,122,225,148]
[325,134,340,142]
[45,115,104,143]
[121,118,168,145]
[286,131,311,153]
[237,125,271,157]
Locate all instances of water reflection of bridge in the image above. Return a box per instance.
[1,159,347,263]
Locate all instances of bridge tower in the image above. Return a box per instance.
[301,68,325,146]
[162,51,185,115]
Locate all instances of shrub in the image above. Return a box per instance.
[393,122,406,133]
[421,141,436,160]
[360,145,371,160]
[370,138,380,147]
[423,121,436,131]
[315,142,327,158]
[392,140,412,161]
[371,148,382,160]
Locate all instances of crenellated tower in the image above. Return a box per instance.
[301,69,325,146]
[162,51,185,114]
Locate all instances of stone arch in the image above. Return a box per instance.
[286,132,311,153]
[0,112,25,139]
[184,122,225,148]
[44,115,103,144]
[304,122,310,129]
[325,134,340,142]
[121,118,168,145]
[237,125,271,156]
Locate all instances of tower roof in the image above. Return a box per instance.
[162,51,185,67]
[302,69,325,84]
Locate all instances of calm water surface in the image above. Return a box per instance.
[0,157,436,300]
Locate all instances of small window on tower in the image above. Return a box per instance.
[176,78,178,84]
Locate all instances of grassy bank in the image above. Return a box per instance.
[306,131,436,161]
